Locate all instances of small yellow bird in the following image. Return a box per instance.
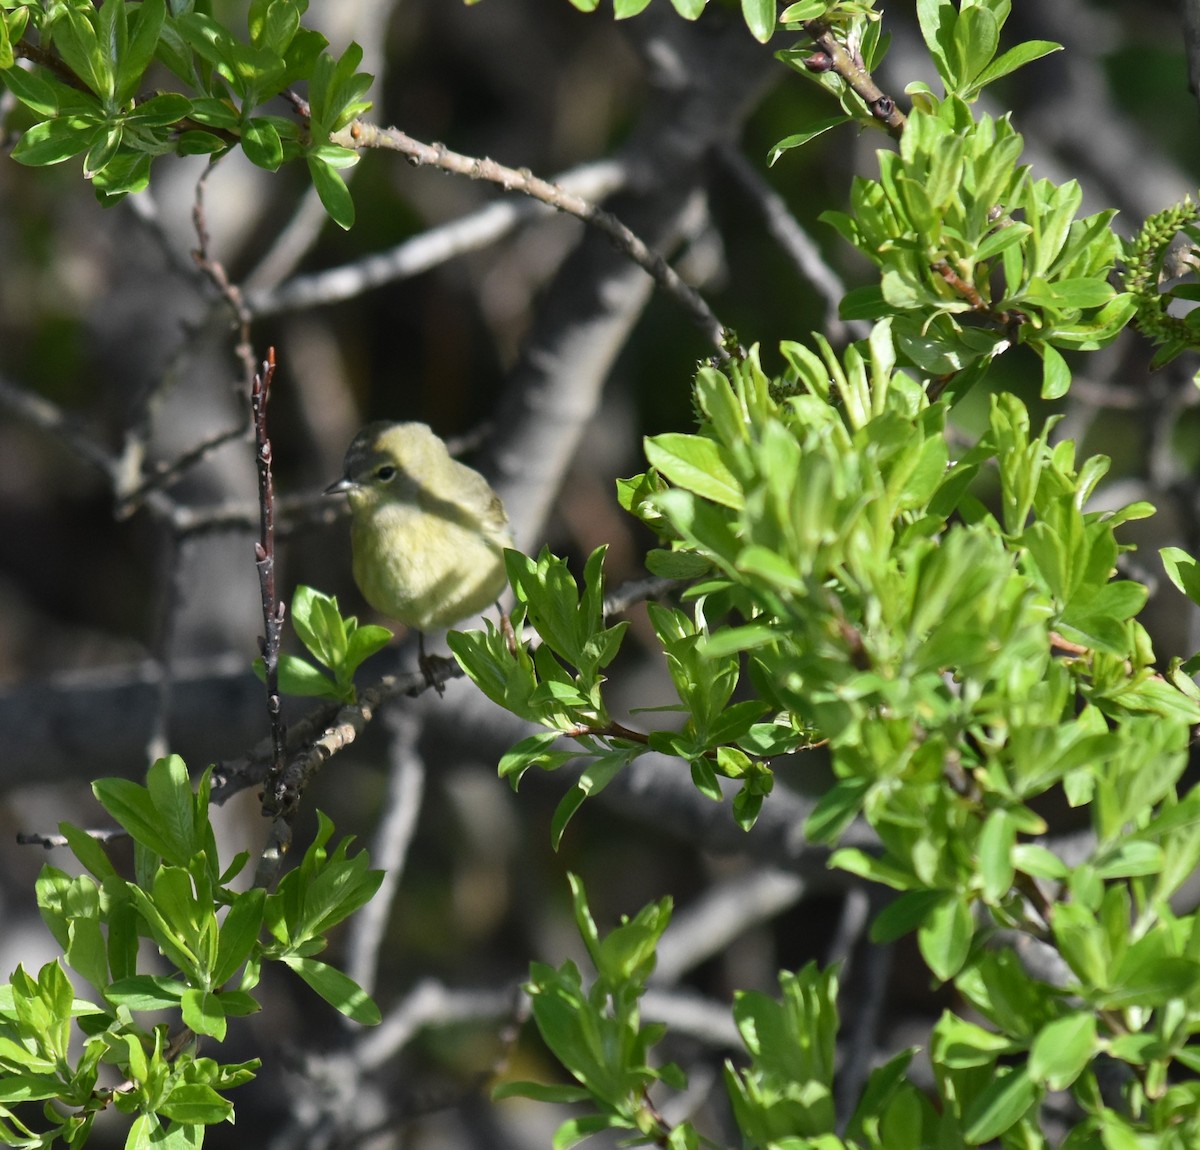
[325,421,512,682]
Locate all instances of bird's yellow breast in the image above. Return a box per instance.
[349,494,509,632]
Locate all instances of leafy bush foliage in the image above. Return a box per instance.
[6,0,1200,1147]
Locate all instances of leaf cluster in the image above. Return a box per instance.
[457,222,1200,1150]
[255,584,392,704]
[0,756,381,1149]
[495,875,684,1149]
[822,96,1133,398]
[0,0,371,224]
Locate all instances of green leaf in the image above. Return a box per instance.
[157,1083,233,1126]
[11,118,92,167]
[267,653,344,700]
[492,1080,591,1104]
[291,585,347,668]
[731,786,764,830]
[1101,956,1200,1009]
[550,750,632,848]
[1028,1012,1095,1090]
[117,0,167,105]
[308,155,355,229]
[644,433,743,509]
[105,975,187,1010]
[951,4,999,89]
[498,732,573,786]
[344,623,393,674]
[768,116,852,166]
[645,548,711,579]
[962,1065,1039,1144]
[917,0,956,89]
[1039,342,1071,400]
[917,893,973,981]
[1161,546,1200,605]
[805,777,870,843]
[126,92,193,129]
[2,63,95,116]
[932,1013,1020,1070]
[213,888,266,986]
[181,988,227,1040]
[280,956,380,1025]
[971,40,1063,94]
[740,0,775,42]
[145,754,202,865]
[870,889,946,944]
[58,822,118,881]
[978,809,1016,903]
[53,5,112,102]
[265,818,384,947]
[94,763,189,866]
[689,757,723,802]
[242,116,284,169]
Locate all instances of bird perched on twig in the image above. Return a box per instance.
[325,421,512,689]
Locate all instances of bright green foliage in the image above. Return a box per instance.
[495,875,688,1149]
[0,0,371,223]
[449,548,642,846]
[911,0,1061,104]
[725,964,840,1141]
[774,1,1130,400]
[0,757,381,1149]
[821,98,1134,397]
[459,264,1200,1148]
[254,584,392,704]
[450,3,1200,1146]
[518,874,1200,1150]
[7,0,1200,1145]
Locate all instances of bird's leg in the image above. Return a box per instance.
[417,631,455,696]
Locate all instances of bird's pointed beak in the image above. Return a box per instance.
[324,476,356,496]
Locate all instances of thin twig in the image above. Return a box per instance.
[355,979,521,1072]
[0,372,123,489]
[252,350,288,816]
[116,423,250,518]
[331,120,735,361]
[191,159,257,388]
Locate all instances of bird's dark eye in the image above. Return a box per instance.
[375,465,397,482]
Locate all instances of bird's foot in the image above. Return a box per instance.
[417,633,455,696]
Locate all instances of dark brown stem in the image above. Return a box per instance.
[251,349,288,814]
[802,20,907,139]
[932,258,1028,334]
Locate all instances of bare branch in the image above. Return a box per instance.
[330,120,733,359]
[246,159,627,318]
